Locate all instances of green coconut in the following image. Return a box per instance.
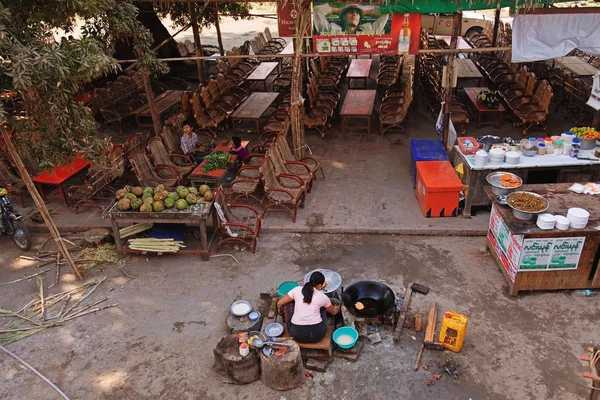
[186,193,198,204]
[188,187,198,195]
[167,192,180,201]
[164,198,175,209]
[140,203,153,213]
[175,199,188,210]
[203,191,214,201]
[142,192,153,201]
[123,185,132,193]
[143,187,153,195]
[143,197,154,205]
[155,184,166,193]
[154,191,167,201]
[126,193,138,202]
[115,189,127,200]
[117,198,131,211]
[152,200,165,212]
[199,185,210,196]
[132,186,144,197]
[131,198,143,210]
[176,186,189,199]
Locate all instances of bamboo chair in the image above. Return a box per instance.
[161,125,215,156]
[515,84,553,135]
[258,32,284,52]
[274,134,325,179]
[264,27,286,48]
[191,92,224,137]
[215,73,249,104]
[268,146,313,193]
[147,137,194,176]
[260,156,306,223]
[507,75,538,113]
[129,150,180,188]
[214,187,261,253]
[68,145,125,213]
[380,86,412,135]
[203,83,235,113]
[498,66,528,103]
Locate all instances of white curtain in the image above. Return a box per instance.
[512,13,600,63]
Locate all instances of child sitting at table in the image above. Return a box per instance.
[229,136,249,163]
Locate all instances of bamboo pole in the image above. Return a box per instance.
[0,127,83,280]
[290,6,309,159]
[141,72,162,135]
[441,13,461,151]
[491,3,501,47]
[115,46,514,64]
[214,4,225,56]
[189,0,206,84]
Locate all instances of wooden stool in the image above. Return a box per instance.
[260,340,305,391]
[282,324,334,360]
[213,334,260,384]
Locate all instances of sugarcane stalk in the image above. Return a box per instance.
[37,276,45,321]
[63,304,118,321]
[0,308,41,326]
[0,323,63,334]
[0,269,50,286]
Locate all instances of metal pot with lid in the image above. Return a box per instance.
[477,135,501,152]
[303,269,342,298]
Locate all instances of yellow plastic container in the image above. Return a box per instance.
[438,311,468,353]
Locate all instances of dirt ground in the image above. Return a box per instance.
[1,233,598,400]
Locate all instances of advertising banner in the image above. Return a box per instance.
[488,205,521,282]
[312,1,421,55]
[278,0,310,37]
[519,237,585,271]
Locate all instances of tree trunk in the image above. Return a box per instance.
[260,340,305,390]
[0,128,83,280]
[142,72,162,135]
[133,2,180,59]
[213,334,260,384]
[214,4,225,56]
[189,1,206,84]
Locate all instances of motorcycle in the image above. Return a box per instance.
[0,185,31,251]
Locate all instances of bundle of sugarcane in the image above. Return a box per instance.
[127,238,185,253]
[119,223,152,239]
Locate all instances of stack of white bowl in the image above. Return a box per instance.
[474,150,488,166]
[488,148,506,164]
[567,208,590,229]
[505,151,520,165]
[536,213,556,230]
[554,216,570,230]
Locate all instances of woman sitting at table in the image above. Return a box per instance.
[277,271,340,343]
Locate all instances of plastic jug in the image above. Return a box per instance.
[438,311,468,352]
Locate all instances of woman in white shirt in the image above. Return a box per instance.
[277,271,340,343]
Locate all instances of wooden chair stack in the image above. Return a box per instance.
[377,55,404,89]
[380,67,414,135]
[512,80,554,135]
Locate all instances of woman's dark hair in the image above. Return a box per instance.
[302,271,325,304]
[232,136,242,147]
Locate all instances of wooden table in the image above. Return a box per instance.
[555,56,600,77]
[32,154,90,206]
[463,86,505,128]
[485,183,600,296]
[132,90,184,128]
[340,90,376,135]
[246,62,280,91]
[188,139,249,186]
[104,199,215,261]
[231,92,279,135]
[454,59,483,86]
[346,59,372,89]
[453,146,600,217]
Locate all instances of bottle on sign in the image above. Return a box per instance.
[398,13,411,54]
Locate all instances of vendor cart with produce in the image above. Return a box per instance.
[103,184,216,260]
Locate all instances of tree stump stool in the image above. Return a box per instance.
[213,334,260,384]
[260,340,305,391]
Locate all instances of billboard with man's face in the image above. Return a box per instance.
[312,1,421,55]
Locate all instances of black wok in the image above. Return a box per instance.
[342,281,396,318]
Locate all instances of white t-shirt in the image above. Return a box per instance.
[288,286,331,325]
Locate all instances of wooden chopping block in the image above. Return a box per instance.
[415,314,422,332]
[424,302,444,351]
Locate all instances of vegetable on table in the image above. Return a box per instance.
[202,151,231,173]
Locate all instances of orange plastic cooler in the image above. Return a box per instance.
[415,161,462,218]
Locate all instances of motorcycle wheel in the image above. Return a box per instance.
[11,218,31,251]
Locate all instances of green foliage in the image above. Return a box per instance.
[160,2,252,30]
[0,0,168,168]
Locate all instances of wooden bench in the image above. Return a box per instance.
[282,324,334,360]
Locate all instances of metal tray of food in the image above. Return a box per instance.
[486,172,523,196]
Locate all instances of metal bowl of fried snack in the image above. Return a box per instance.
[486,172,523,195]
[507,191,549,221]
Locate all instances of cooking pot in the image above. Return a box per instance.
[303,269,342,296]
[342,281,396,318]
[477,135,501,152]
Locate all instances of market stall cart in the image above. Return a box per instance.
[103,200,215,261]
[486,183,600,296]
[454,148,600,217]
